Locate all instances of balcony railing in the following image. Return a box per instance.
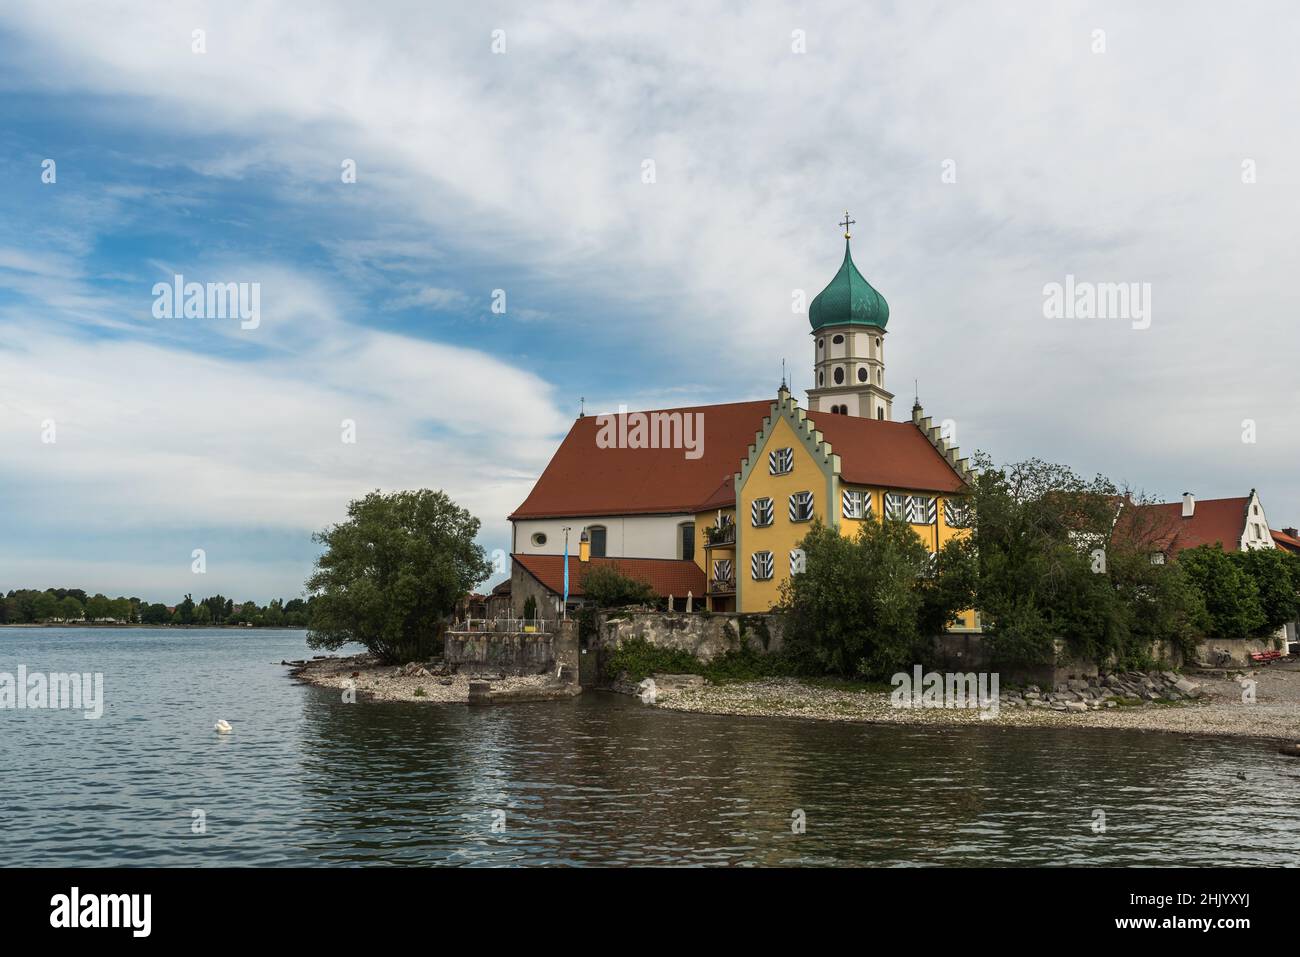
[449,618,548,634]
[704,526,736,547]
[708,577,736,594]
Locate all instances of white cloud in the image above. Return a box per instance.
[1,0,1299,598]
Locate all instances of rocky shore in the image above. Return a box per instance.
[650,662,1300,742]
[285,653,572,704]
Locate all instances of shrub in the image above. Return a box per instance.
[580,564,656,608]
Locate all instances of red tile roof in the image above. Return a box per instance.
[696,474,737,510]
[512,554,705,598]
[510,401,771,519]
[1271,528,1300,553]
[1118,497,1249,555]
[803,411,966,493]
[509,399,965,519]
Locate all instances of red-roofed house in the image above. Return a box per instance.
[1271,527,1300,555]
[1118,490,1278,560]
[506,230,977,620]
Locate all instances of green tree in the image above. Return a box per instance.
[85,594,111,621]
[1231,548,1300,636]
[176,594,196,625]
[141,603,170,625]
[193,603,212,625]
[33,591,59,621]
[263,599,284,626]
[306,489,492,663]
[780,518,932,677]
[966,456,1140,667]
[109,597,132,622]
[579,564,656,608]
[1178,545,1265,640]
[58,595,84,621]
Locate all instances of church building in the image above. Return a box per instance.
[507,218,976,625]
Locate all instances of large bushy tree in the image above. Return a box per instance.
[1178,545,1265,641]
[1230,547,1300,637]
[780,518,951,677]
[306,489,491,663]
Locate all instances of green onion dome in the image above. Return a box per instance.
[808,238,889,330]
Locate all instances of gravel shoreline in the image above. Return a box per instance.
[286,654,559,703]
[652,664,1300,742]
[288,653,1300,743]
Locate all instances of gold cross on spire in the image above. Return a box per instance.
[839,211,855,239]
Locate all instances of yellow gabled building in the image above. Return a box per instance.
[724,385,975,627]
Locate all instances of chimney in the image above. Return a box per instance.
[1285,527,1298,538]
[1181,492,1195,518]
[578,528,590,563]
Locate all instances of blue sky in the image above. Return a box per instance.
[1,1,1298,602]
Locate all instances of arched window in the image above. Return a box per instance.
[876,407,884,419]
[587,525,607,558]
[678,522,695,562]
[834,367,844,384]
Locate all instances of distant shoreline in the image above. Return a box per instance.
[0,622,306,630]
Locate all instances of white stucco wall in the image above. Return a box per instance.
[512,514,696,560]
[1240,490,1277,551]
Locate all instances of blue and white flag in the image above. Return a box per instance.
[563,536,570,605]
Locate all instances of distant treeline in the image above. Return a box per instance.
[1,589,315,627]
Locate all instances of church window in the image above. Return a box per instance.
[818,371,824,385]
[679,522,695,562]
[769,447,793,475]
[832,334,844,344]
[818,338,824,350]
[857,367,868,383]
[751,497,774,527]
[834,367,844,384]
[877,408,884,419]
[530,532,547,546]
[751,551,774,581]
[588,525,607,557]
[789,491,814,522]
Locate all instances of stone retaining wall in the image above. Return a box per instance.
[595,611,784,662]
[446,620,579,678]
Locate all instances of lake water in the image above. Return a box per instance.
[1,627,1297,866]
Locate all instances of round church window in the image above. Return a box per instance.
[834,367,844,384]
[857,367,868,382]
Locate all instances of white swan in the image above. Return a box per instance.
[214,719,232,734]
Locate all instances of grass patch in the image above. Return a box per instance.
[602,636,796,684]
